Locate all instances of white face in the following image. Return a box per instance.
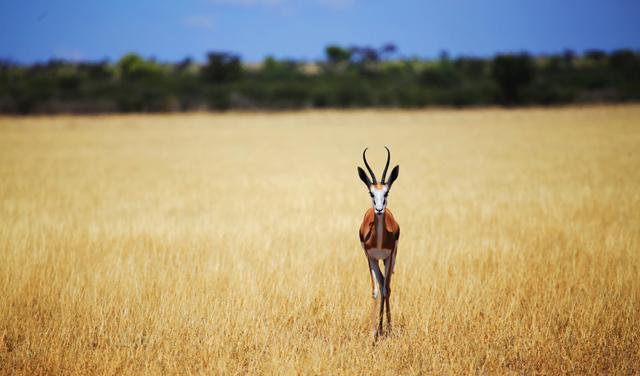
[369,185,389,214]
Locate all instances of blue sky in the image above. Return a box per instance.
[1,0,639,63]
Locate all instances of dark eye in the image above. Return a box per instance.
[369,193,374,197]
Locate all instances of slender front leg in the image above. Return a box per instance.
[367,258,378,338]
[384,296,391,334]
[369,258,385,339]
[378,289,385,336]
[383,246,397,332]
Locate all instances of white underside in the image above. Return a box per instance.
[367,248,392,260]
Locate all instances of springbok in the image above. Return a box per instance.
[357,146,400,339]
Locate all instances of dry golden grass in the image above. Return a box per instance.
[0,105,639,374]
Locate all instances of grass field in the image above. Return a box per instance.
[1,105,639,374]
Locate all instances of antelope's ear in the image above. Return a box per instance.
[387,165,399,188]
[357,167,371,188]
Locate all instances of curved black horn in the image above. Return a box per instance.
[381,146,391,183]
[362,148,377,184]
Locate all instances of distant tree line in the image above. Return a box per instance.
[1,45,639,113]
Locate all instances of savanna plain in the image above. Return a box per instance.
[0,105,639,374]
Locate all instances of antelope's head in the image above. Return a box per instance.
[357,147,399,215]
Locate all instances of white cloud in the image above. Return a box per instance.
[183,15,215,30]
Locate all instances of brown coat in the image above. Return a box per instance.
[359,208,400,251]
